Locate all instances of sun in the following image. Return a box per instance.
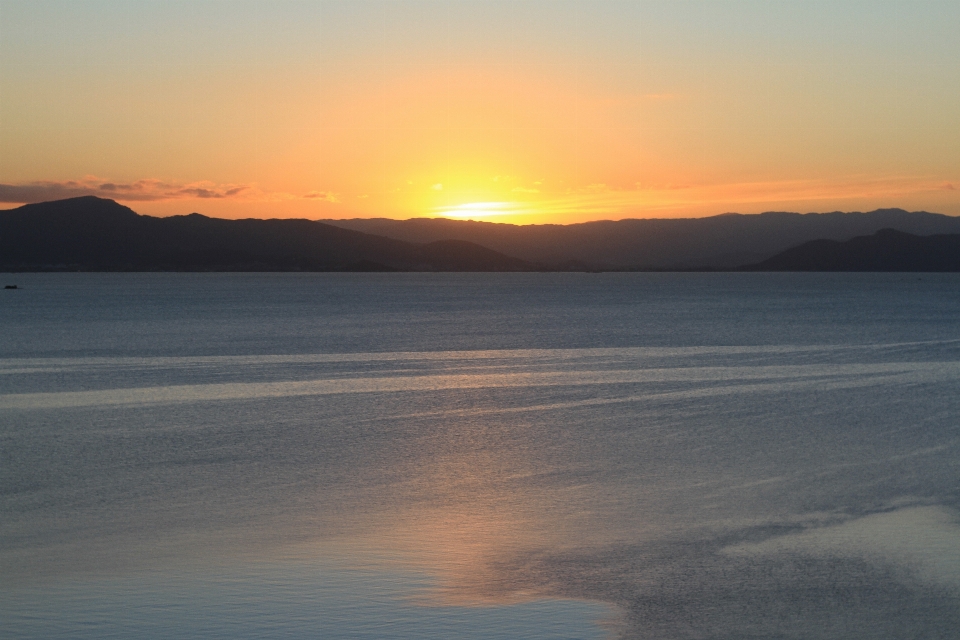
[435,202,515,219]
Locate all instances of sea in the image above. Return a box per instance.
[2,272,960,639]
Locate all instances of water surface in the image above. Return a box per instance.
[2,273,960,639]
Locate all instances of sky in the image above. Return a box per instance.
[0,0,958,224]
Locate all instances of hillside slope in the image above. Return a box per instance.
[743,228,960,271]
[0,197,535,272]
[324,210,960,269]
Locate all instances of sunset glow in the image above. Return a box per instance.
[0,1,958,222]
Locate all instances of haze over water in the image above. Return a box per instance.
[3,272,960,639]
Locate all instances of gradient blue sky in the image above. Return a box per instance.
[1,1,958,222]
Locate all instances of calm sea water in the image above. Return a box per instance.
[2,273,960,639]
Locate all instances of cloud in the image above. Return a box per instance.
[178,186,247,199]
[943,183,956,191]
[0,177,256,204]
[303,190,339,203]
[431,183,443,191]
[511,187,540,194]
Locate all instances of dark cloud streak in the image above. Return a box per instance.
[0,179,253,204]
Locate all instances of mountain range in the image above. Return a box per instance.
[0,197,533,272]
[2,196,960,272]
[323,210,960,269]
[744,228,960,271]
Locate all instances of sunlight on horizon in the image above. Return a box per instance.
[435,202,519,219]
[0,1,956,220]
[433,202,538,222]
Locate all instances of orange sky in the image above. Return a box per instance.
[1,1,958,223]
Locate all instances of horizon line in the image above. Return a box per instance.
[0,195,940,226]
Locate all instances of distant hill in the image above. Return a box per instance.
[743,228,960,271]
[0,197,535,272]
[323,210,960,269]
[5,197,960,272]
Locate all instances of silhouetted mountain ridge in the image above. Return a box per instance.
[4,197,960,272]
[743,228,960,271]
[0,197,535,272]
[323,209,960,269]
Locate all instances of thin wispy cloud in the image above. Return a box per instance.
[0,177,257,204]
[303,191,340,202]
[0,178,345,207]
